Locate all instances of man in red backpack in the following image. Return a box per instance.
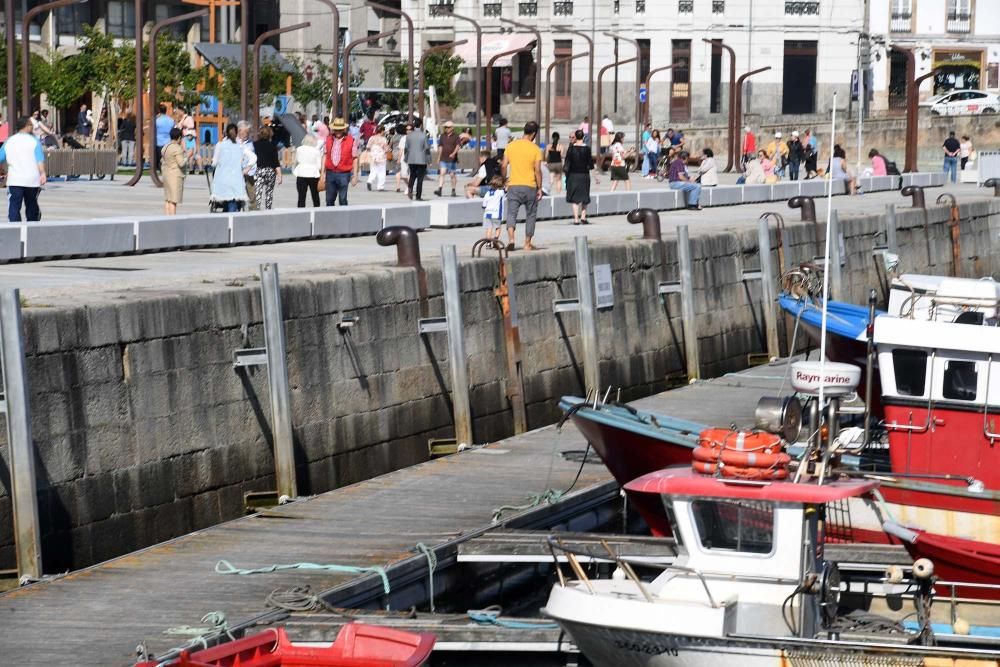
[323,117,358,206]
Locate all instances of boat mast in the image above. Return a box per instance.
[817,92,838,484]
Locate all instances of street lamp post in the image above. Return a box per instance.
[435,7,482,149]
[734,66,770,173]
[367,2,415,119]
[702,39,737,172]
[418,40,468,119]
[643,63,682,126]
[606,32,641,160]
[147,8,209,188]
[126,0,146,187]
[596,55,637,164]
[485,44,535,141]
[21,0,88,117]
[4,0,17,130]
[252,22,311,135]
[545,52,588,145]
[239,0,249,121]
[312,0,340,118]
[342,28,400,121]
[499,18,542,123]
[553,26,594,160]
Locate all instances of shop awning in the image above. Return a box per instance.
[453,33,536,67]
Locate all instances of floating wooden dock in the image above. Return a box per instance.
[0,359,874,665]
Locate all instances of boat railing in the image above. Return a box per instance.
[547,536,720,608]
[898,289,1000,322]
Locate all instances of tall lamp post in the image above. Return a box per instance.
[5,0,18,132]
[147,8,209,188]
[126,0,146,187]
[434,6,482,148]
[252,22,311,134]
[702,39,737,172]
[643,62,682,127]
[545,52,588,144]
[734,66,770,173]
[22,0,88,117]
[894,47,939,173]
[485,44,535,141]
[311,0,340,118]
[239,0,249,121]
[596,54,637,163]
[606,32,641,158]
[342,28,399,121]
[367,1,414,119]
[500,18,542,123]
[418,40,467,119]
[553,26,594,160]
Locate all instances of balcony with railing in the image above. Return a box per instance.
[890,11,911,32]
[678,0,693,13]
[554,0,573,15]
[947,12,971,33]
[518,1,537,16]
[712,0,725,12]
[785,1,820,15]
[483,2,502,17]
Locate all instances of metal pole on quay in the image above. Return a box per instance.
[574,236,601,397]
[260,263,297,500]
[676,226,700,382]
[757,217,781,361]
[442,245,473,448]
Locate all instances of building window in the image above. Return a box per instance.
[947,0,972,33]
[518,1,537,16]
[429,1,454,16]
[785,1,820,15]
[554,1,574,15]
[783,40,817,114]
[483,2,502,17]
[890,0,912,32]
[989,63,999,89]
[106,0,135,37]
[636,0,646,13]
[367,30,381,47]
[614,1,621,15]
[678,0,693,12]
[712,0,725,13]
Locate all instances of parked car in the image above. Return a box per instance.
[923,89,1000,115]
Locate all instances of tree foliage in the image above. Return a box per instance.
[384,51,465,111]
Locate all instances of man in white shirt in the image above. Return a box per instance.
[0,116,47,221]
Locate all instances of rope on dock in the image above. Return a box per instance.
[491,442,592,524]
[414,543,438,613]
[215,560,392,597]
[468,605,559,630]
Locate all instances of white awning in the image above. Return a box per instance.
[453,33,536,67]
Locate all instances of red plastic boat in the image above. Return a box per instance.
[138,624,435,667]
[883,521,1000,600]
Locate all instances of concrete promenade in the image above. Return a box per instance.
[0,180,985,305]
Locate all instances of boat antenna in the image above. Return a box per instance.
[816,92,837,484]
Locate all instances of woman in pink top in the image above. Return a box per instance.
[757,149,774,178]
[868,149,887,176]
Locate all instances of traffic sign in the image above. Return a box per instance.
[639,86,648,104]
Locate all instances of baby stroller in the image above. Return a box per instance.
[205,166,246,213]
[655,154,672,182]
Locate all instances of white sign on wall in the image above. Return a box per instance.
[594,264,614,310]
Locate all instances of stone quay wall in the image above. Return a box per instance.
[2,195,1000,571]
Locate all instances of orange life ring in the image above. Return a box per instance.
[698,428,783,454]
[692,460,719,475]
[692,445,790,468]
[690,459,790,480]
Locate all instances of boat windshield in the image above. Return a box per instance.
[691,499,774,555]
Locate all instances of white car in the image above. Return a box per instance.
[924,89,1000,115]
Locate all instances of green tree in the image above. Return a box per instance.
[148,32,209,109]
[0,41,54,113]
[383,52,464,113]
[204,57,291,115]
[287,48,336,110]
[35,51,88,111]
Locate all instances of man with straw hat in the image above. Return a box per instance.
[322,117,359,206]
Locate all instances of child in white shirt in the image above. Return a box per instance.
[481,175,506,241]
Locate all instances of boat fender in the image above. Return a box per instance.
[953,617,970,635]
[884,565,904,584]
[912,558,935,581]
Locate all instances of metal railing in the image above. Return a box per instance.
[785,1,820,15]
[678,0,693,13]
[712,0,725,13]
[518,1,537,16]
[483,2,502,17]
[947,12,971,32]
[890,12,911,31]
[554,0,573,15]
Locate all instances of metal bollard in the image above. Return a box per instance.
[984,178,1000,197]
[626,208,662,240]
[936,192,962,277]
[787,196,821,257]
[378,226,428,316]
[901,185,933,267]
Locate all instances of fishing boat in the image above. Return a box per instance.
[543,466,1000,667]
[135,624,436,667]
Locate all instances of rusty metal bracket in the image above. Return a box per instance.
[787,197,821,258]
[902,185,933,267]
[759,213,788,274]
[936,193,962,277]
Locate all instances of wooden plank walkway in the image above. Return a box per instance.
[0,361,795,666]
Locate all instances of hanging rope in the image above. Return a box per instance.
[414,543,438,613]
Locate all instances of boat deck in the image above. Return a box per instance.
[1,359,813,666]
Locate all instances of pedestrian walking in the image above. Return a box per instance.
[235,121,258,210]
[154,104,174,173]
[395,123,411,194]
[161,128,186,216]
[741,125,756,166]
[293,135,322,208]
[564,129,594,225]
[365,125,389,192]
[253,126,282,210]
[500,120,543,251]
[0,116,47,222]
[119,113,136,166]
[960,134,974,171]
[77,103,92,138]
[210,124,251,212]
[404,118,430,201]
[645,130,661,179]
[434,120,461,197]
[600,114,614,154]
[787,131,804,181]
[942,131,961,183]
[667,150,702,210]
[323,117,359,206]
[493,118,511,160]
[640,122,652,178]
[546,132,565,195]
[578,116,591,146]
[608,132,630,191]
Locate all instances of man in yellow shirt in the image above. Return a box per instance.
[765,131,789,178]
[500,121,543,251]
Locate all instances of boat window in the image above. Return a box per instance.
[691,499,774,554]
[892,349,927,396]
[942,360,977,401]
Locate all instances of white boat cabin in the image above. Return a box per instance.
[888,274,1000,323]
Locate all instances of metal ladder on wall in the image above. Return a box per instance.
[0,290,42,584]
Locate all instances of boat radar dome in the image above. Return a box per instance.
[789,361,861,397]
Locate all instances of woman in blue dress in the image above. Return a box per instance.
[210,124,251,212]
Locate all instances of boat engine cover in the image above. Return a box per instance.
[790,361,861,397]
